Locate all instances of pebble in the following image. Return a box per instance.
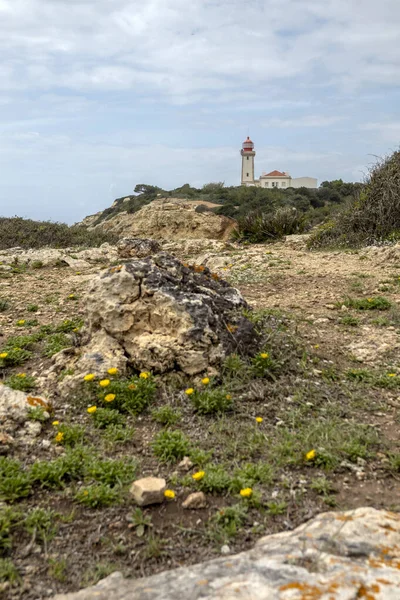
[220,545,231,555]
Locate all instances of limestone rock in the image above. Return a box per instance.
[182,492,206,510]
[51,507,400,599]
[178,456,193,471]
[0,385,49,443]
[130,477,166,506]
[83,198,236,241]
[59,252,258,382]
[117,238,161,259]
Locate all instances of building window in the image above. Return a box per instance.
[247,156,249,160]
[265,182,269,187]
[272,182,276,187]
[281,182,286,187]
[246,173,249,177]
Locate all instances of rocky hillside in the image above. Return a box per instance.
[2,235,400,599]
[79,198,236,241]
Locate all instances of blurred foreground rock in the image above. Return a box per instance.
[52,507,400,599]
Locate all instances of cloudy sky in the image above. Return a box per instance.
[0,0,399,223]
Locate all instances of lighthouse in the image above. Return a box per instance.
[240,136,255,185]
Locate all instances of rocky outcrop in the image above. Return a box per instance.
[116,238,161,259]
[0,243,118,269]
[52,507,400,599]
[85,199,236,241]
[56,252,257,389]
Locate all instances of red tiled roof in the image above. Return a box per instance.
[264,170,287,177]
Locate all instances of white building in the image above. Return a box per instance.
[240,137,317,189]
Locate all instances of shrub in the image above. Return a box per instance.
[97,374,156,414]
[55,424,86,447]
[91,408,125,429]
[196,464,232,494]
[0,558,20,584]
[190,388,233,415]
[308,151,400,248]
[5,374,36,392]
[85,458,136,487]
[232,207,305,243]
[151,405,182,426]
[0,457,31,502]
[0,347,32,367]
[24,508,57,544]
[0,507,21,553]
[152,430,191,463]
[0,217,118,250]
[75,483,121,508]
[210,504,248,538]
[43,333,71,357]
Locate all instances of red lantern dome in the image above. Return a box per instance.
[242,136,254,152]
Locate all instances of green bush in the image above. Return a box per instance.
[85,458,136,487]
[96,374,156,414]
[0,298,9,312]
[5,373,36,392]
[151,405,182,426]
[0,457,32,502]
[308,151,400,248]
[152,430,191,463]
[341,296,391,311]
[91,408,125,429]
[232,207,305,243]
[0,347,32,367]
[75,483,121,508]
[190,388,233,415]
[0,217,118,250]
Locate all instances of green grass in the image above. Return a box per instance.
[340,296,391,311]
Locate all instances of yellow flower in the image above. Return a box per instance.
[99,379,110,387]
[128,384,136,390]
[17,373,26,378]
[17,320,26,326]
[139,372,149,379]
[306,449,316,461]
[192,471,205,481]
[201,377,210,385]
[185,388,194,396]
[240,487,253,498]
[0,352,8,359]
[107,368,118,375]
[68,294,76,299]
[76,272,81,275]
[104,394,116,402]
[73,328,79,332]
[260,353,269,359]
[387,373,397,377]
[55,432,64,443]
[83,490,89,496]
[226,394,232,400]
[164,489,176,500]
[314,344,319,349]
[52,420,59,426]
[367,298,373,302]
[255,416,263,423]
[87,406,97,414]
[83,373,95,382]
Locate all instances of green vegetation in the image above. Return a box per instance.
[308,150,400,248]
[0,217,118,250]
[152,430,191,463]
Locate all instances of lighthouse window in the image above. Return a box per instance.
[246,173,249,177]
[247,156,249,160]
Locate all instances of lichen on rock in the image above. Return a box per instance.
[57,252,259,388]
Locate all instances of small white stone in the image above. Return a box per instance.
[220,545,231,555]
[182,492,206,510]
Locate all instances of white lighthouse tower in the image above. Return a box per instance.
[240,136,255,185]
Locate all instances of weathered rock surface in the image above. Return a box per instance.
[0,385,49,450]
[117,238,161,259]
[52,507,400,599]
[0,243,118,269]
[182,492,206,510]
[57,252,257,383]
[84,199,236,241]
[129,477,166,506]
